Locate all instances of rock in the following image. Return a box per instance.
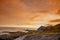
[23,34,59,40]
[37,26,52,30]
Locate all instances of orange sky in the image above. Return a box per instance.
[0,0,60,27]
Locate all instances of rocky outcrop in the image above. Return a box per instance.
[23,34,59,40]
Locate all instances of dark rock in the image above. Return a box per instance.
[23,34,59,40]
[0,38,13,40]
[37,26,52,31]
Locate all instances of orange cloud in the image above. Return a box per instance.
[0,0,60,26]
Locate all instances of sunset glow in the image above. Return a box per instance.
[0,0,60,29]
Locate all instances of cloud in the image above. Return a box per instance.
[49,19,60,25]
[57,10,60,15]
[0,0,60,26]
[50,19,60,22]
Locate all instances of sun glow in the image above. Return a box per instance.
[0,0,60,29]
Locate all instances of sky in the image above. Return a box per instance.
[0,0,60,28]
